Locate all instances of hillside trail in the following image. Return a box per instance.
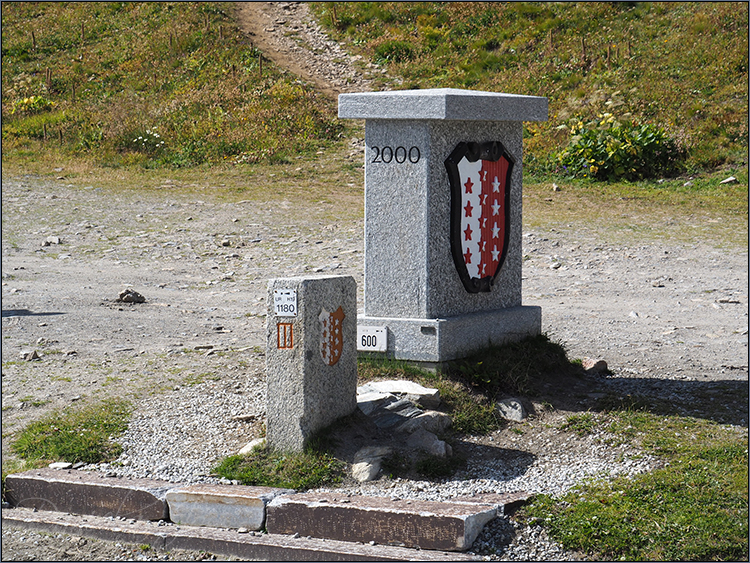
[234,2,381,99]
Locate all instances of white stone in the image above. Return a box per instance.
[238,437,266,455]
[395,410,452,434]
[166,484,290,530]
[496,398,526,422]
[48,462,72,470]
[351,446,392,482]
[358,380,440,409]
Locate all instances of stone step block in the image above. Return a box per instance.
[4,506,482,561]
[166,484,293,530]
[3,468,175,520]
[266,492,498,551]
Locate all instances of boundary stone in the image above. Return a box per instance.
[266,275,357,451]
[339,88,547,363]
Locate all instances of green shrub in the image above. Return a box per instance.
[556,113,687,181]
[119,128,166,155]
[11,96,55,115]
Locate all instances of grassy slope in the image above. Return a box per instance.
[312,1,748,172]
[1,2,343,168]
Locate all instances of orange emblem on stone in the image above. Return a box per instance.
[319,306,345,366]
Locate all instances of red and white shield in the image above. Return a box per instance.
[319,306,345,366]
[446,142,514,293]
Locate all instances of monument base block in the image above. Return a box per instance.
[359,305,541,363]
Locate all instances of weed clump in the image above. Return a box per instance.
[448,334,577,397]
[213,445,346,490]
[11,398,131,464]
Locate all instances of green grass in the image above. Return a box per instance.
[313,1,748,174]
[2,2,346,168]
[447,333,581,397]
[359,334,581,436]
[213,444,346,491]
[522,412,748,561]
[10,398,131,464]
[558,412,599,437]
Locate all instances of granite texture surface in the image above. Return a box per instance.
[266,276,357,451]
[341,88,547,363]
[358,305,541,362]
[363,120,524,319]
[166,484,291,530]
[339,88,548,122]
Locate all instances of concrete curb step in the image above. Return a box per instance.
[3,469,530,558]
[2,507,481,561]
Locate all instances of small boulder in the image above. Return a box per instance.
[20,350,41,361]
[352,446,392,482]
[406,429,452,458]
[496,398,526,422]
[719,176,738,185]
[395,410,452,435]
[116,289,146,303]
[42,236,61,246]
[582,357,608,374]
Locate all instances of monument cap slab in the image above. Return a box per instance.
[338,88,548,122]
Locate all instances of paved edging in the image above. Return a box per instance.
[2,506,482,561]
[2,469,530,559]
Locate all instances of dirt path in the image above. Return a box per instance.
[234,2,381,98]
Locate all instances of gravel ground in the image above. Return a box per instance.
[2,171,746,561]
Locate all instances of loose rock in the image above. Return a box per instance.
[237,437,266,455]
[496,398,527,422]
[396,410,452,434]
[116,289,146,303]
[582,358,608,374]
[405,429,452,458]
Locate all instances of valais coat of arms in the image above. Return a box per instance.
[445,141,514,293]
[319,306,345,366]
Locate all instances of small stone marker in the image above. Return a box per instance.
[339,88,548,363]
[266,276,357,452]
